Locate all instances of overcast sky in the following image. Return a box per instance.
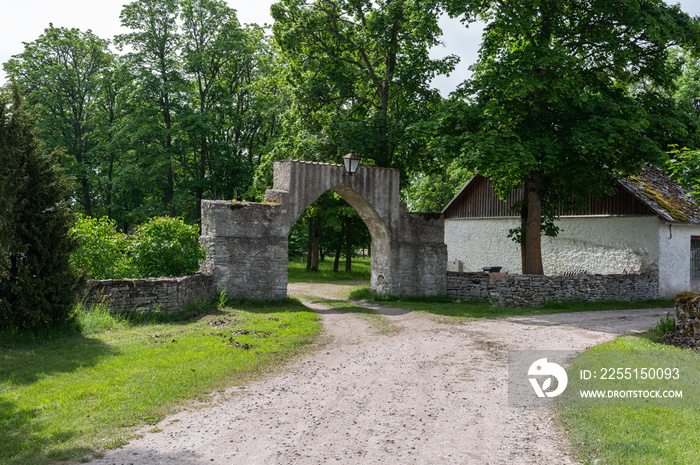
[1,1,699,95]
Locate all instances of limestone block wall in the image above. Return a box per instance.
[391,211,447,295]
[444,216,660,275]
[447,272,659,307]
[200,200,289,300]
[200,161,448,299]
[81,273,216,313]
[266,161,402,296]
[675,292,700,337]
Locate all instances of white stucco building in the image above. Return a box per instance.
[442,167,700,298]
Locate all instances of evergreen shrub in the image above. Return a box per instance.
[0,86,84,332]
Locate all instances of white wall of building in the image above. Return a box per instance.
[657,223,700,297]
[542,216,659,275]
[445,216,660,275]
[445,217,521,273]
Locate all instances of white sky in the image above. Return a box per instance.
[1,1,699,95]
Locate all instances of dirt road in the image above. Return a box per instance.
[89,284,668,464]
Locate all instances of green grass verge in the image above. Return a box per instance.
[557,334,700,465]
[288,256,371,282]
[0,298,322,465]
[348,287,674,320]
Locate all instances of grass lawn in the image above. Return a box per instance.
[348,287,674,320]
[0,299,322,465]
[557,335,700,465]
[288,256,371,282]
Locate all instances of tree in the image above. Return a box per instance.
[664,48,700,197]
[3,25,114,217]
[271,0,456,172]
[180,0,247,219]
[403,158,472,212]
[0,92,18,274]
[0,86,84,332]
[117,0,185,218]
[89,60,132,221]
[672,47,700,117]
[440,0,700,274]
[111,1,284,222]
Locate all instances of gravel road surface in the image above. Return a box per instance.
[88,283,668,465]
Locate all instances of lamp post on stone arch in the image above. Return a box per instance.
[343,150,361,175]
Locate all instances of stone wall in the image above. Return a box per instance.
[81,273,216,313]
[675,292,700,337]
[392,212,447,296]
[199,201,289,300]
[447,271,659,307]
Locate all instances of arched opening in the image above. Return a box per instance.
[284,184,392,294]
[332,183,392,293]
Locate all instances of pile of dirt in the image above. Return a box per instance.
[658,331,700,352]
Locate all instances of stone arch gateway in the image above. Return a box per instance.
[200,160,447,299]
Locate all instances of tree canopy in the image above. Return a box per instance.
[4,0,700,278]
[271,0,457,174]
[4,25,114,217]
[437,0,700,273]
[3,1,286,229]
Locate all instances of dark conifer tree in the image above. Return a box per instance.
[0,85,84,332]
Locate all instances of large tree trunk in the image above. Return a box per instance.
[106,152,114,218]
[306,221,313,271]
[80,178,92,217]
[163,81,175,218]
[522,174,544,275]
[345,216,352,273]
[333,246,341,273]
[378,24,398,167]
[310,215,322,272]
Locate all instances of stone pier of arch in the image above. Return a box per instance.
[200,160,446,299]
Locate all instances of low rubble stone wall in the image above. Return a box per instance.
[447,272,659,307]
[675,292,700,337]
[81,273,216,313]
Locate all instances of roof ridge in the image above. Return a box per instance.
[275,159,399,171]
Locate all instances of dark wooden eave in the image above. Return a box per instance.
[443,166,700,224]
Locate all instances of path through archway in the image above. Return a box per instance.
[200,160,446,299]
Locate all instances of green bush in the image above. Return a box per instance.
[71,216,205,279]
[129,217,206,278]
[70,214,135,279]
